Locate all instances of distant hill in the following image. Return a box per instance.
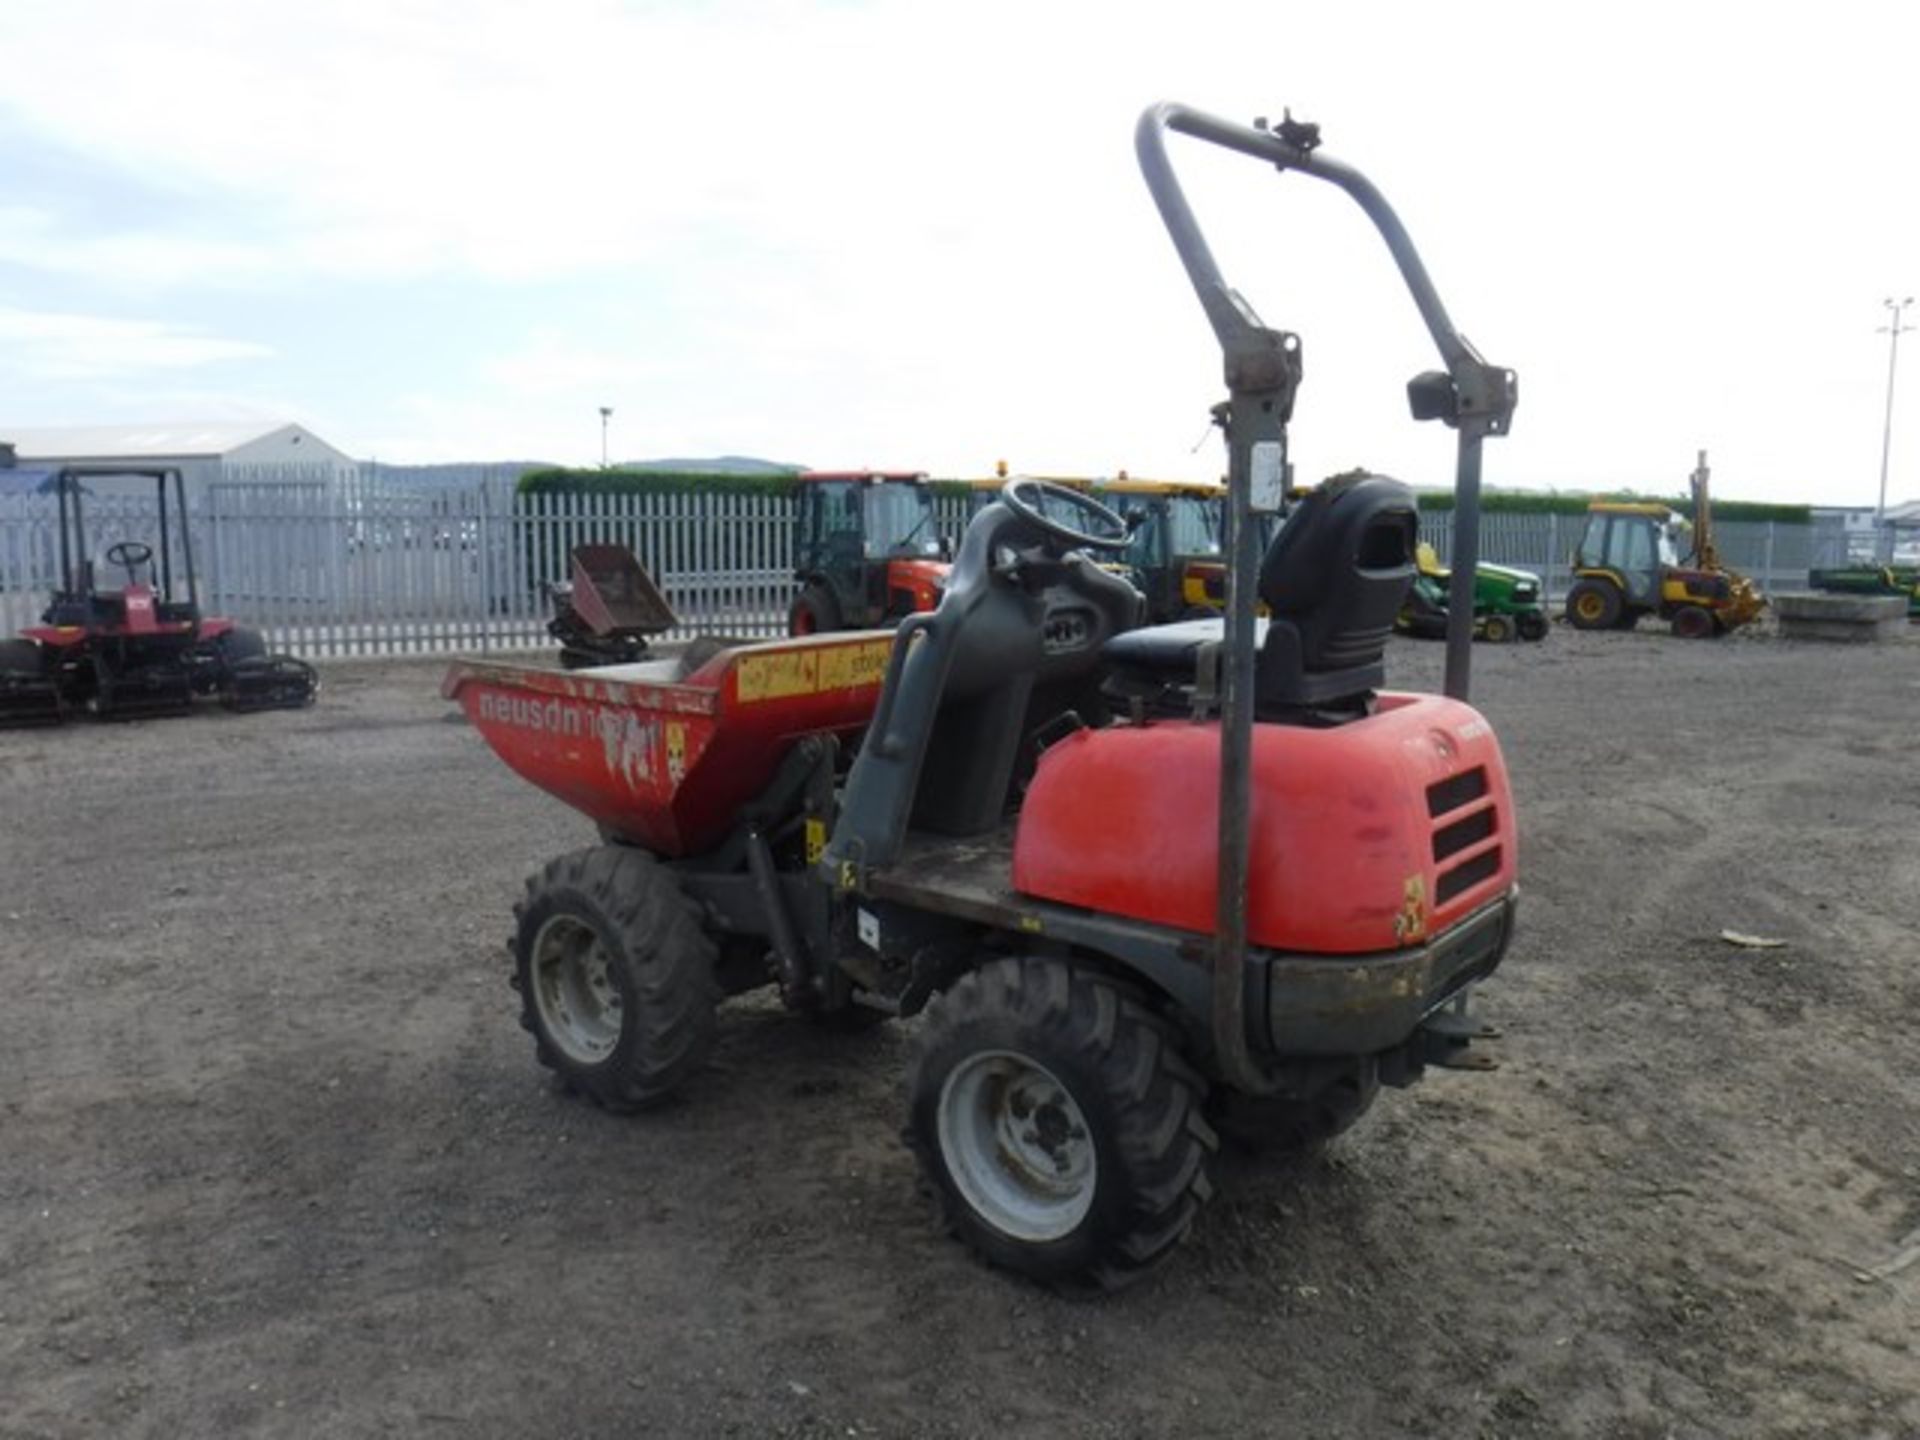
[618,456,804,476]
[362,460,555,490]
[355,456,805,490]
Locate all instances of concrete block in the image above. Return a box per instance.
[1773,592,1909,642]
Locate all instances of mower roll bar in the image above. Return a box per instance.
[1135,102,1517,1094]
[53,465,197,603]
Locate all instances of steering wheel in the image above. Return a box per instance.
[105,541,154,580]
[998,478,1131,552]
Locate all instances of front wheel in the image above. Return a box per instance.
[907,957,1216,1291]
[787,583,842,637]
[0,637,47,676]
[1670,604,1715,640]
[1517,611,1550,642]
[1564,579,1623,631]
[1479,613,1516,644]
[511,845,718,1111]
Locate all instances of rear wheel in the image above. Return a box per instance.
[907,957,1216,1291]
[1564,579,1622,631]
[1670,604,1715,639]
[1479,613,1516,644]
[510,845,718,1111]
[787,584,842,637]
[0,638,46,675]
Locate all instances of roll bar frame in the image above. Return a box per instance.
[1134,102,1517,1092]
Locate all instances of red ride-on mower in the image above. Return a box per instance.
[0,466,317,725]
[447,104,1519,1289]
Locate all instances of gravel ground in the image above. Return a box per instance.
[2,622,1918,1439]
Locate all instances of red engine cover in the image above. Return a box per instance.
[1011,693,1516,955]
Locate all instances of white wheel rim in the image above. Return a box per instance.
[529,915,623,1065]
[936,1050,1096,1243]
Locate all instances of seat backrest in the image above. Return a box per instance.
[1254,473,1417,707]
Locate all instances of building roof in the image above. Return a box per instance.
[1,421,319,460]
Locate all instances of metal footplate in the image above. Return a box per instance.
[222,656,320,712]
[1420,988,1502,1071]
[1379,986,1502,1087]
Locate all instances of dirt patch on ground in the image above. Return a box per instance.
[3,625,1918,1439]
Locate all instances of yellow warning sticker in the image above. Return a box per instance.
[735,649,818,702]
[817,638,892,691]
[736,639,893,703]
[1394,874,1428,942]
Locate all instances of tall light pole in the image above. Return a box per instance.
[1877,298,1913,542]
[599,406,613,468]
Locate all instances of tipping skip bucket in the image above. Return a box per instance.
[444,631,896,856]
[567,544,678,639]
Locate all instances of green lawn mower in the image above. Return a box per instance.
[1398,543,1548,643]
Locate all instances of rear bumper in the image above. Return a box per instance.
[1259,889,1517,1056]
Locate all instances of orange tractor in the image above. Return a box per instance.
[786,470,948,634]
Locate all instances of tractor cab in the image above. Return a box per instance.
[1570,502,1684,614]
[787,471,948,634]
[1089,478,1229,622]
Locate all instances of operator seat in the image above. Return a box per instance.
[1100,473,1418,723]
[823,496,1142,873]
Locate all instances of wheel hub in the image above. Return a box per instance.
[528,915,623,1065]
[937,1051,1096,1242]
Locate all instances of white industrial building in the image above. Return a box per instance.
[0,421,356,502]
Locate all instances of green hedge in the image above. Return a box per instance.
[516,467,803,499]
[513,469,1811,526]
[515,467,981,503]
[1412,489,1810,524]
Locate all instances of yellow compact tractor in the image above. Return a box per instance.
[1091,478,1238,622]
[1563,452,1764,638]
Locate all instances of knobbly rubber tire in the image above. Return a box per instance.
[0,638,46,675]
[510,845,718,1112]
[1517,611,1549,642]
[1479,613,1516,644]
[787,584,842,637]
[907,957,1216,1291]
[1670,604,1715,640]
[1564,579,1622,631]
[1209,1061,1381,1155]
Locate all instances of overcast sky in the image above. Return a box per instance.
[1,0,1916,505]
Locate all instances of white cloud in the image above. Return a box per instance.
[0,305,271,379]
[0,0,1916,500]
